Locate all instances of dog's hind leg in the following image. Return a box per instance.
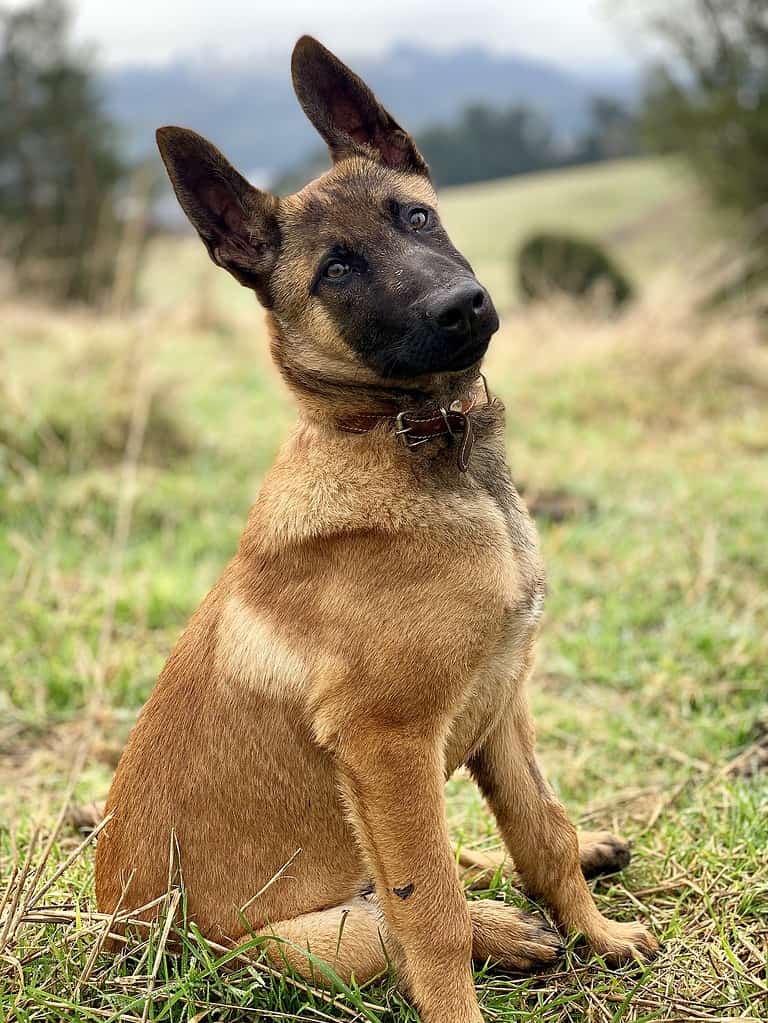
[251,895,563,988]
[457,847,512,890]
[468,899,563,971]
[252,897,388,987]
[576,831,632,879]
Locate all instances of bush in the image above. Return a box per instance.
[516,232,634,310]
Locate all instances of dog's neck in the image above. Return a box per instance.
[273,344,482,426]
[286,366,481,420]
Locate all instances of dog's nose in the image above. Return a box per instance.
[429,284,489,337]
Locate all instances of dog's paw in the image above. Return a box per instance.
[587,919,659,966]
[472,902,564,973]
[578,830,632,879]
[508,912,565,972]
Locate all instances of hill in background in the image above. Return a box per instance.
[105,44,637,185]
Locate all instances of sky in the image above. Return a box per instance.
[50,0,639,71]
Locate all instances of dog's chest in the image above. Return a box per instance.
[444,573,544,774]
[443,432,545,772]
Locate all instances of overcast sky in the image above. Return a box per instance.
[50,0,639,71]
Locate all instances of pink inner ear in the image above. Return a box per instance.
[203,183,245,234]
[331,96,407,169]
[376,131,408,169]
[330,93,370,146]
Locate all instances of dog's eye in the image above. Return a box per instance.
[324,260,350,280]
[409,208,429,230]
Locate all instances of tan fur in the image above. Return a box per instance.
[214,596,311,697]
[97,40,657,1023]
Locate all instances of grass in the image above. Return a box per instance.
[1,156,767,1021]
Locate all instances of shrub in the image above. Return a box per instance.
[516,232,634,310]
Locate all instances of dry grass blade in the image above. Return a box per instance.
[140,887,181,1023]
[24,811,114,913]
[1,951,25,1011]
[33,994,144,1022]
[0,864,20,933]
[90,342,153,709]
[26,749,88,900]
[76,869,135,994]
[0,823,39,954]
[240,847,303,914]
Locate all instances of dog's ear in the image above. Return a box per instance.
[291,36,428,176]
[156,126,280,304]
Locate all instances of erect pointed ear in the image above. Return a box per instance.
[291,36,428,176]
[156,126,280,304]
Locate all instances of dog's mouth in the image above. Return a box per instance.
[361,313,498,381]
[374,335,491,379]
[441,333,493,372]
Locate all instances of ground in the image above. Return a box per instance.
[1,157,767,1021]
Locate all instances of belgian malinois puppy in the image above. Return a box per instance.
[96,36,658,1023]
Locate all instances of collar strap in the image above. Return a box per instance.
[336,377,491,472]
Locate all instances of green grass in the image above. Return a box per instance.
[1,158,767,1021]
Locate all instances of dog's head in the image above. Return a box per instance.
[157,36,499,396]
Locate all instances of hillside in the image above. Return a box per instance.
[439,157,703,307]
[106,45,636,181]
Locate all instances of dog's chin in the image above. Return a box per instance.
[377,335,492,381]
[439,337,491,373]
[418,335,492,378]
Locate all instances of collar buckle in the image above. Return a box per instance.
[341,375,493,470]
[395,411,431,450]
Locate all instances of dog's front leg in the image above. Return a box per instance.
[468,697,659,964]
[335,726,482,1023]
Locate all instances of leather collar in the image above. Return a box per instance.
[336,375,493,473]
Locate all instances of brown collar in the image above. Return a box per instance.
[336,376,492,472]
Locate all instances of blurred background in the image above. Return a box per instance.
[1,2,766,1020]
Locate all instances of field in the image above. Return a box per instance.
[1,156,767,1021]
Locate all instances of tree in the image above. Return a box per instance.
[575,98,641,164]
[417,104,556,187]
[642,0,768,221]
[0,0,129,303]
